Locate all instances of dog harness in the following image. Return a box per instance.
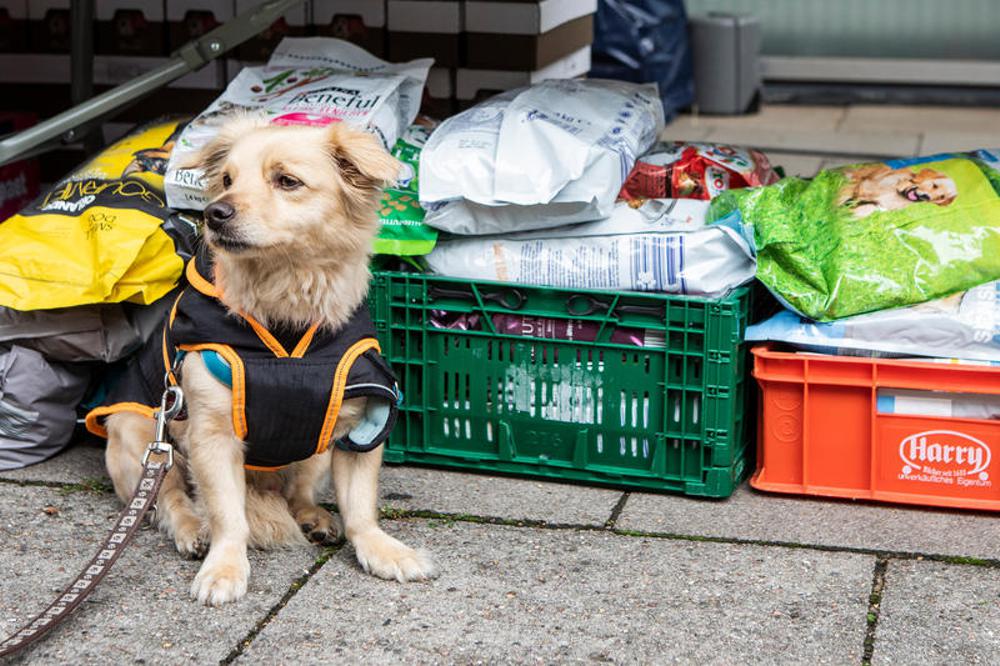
[85,249,400,471]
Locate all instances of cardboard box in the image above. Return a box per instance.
[95,0,166,56]
[465,0,595,34]
[421,66,455,118]
[0,112,39,221]
[93,56,227,89]
[0,53,69,83]
[235,0,311,63]
[313,0,386,57]
[0,1,28,53]
[28,0,70,54]
[166,0,232,53]
[387,0,461,67]
[456,44,590,103]
[465,14,592,70]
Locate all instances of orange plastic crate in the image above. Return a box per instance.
[751,345,1000,511]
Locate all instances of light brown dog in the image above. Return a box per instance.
[104,118,437,606]
[837,164,958,219]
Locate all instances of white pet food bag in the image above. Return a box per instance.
[424,199,755,297]
[419,79,665,234]
[166,37,431,210]
[747,280,1000,361]
[417,90,519,205]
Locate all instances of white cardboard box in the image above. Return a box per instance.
[313,0,385,28]
[426,66,453,98]
[0,53,68,83]
[456,45,590,99]
[95,0,164,22]
[234,0,310,27]
[166,0,233,22]
[27,0,67,20]
[465,0,596,35]
[0,0,26,20]
[387,0,461,34]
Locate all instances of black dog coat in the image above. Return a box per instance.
[86,249,399,471]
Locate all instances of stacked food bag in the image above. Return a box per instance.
[709,149,1000,368]
[0,119,198,469]
[415,79,759,298]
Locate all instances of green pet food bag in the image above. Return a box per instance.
[374,120,438,256]
[709,150,1000,321]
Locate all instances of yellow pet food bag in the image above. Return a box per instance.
[0,118,197,311]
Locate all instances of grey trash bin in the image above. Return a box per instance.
[690,13,761,115]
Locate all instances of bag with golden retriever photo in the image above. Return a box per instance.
[709,150,1000,321]
[0,118,198,311]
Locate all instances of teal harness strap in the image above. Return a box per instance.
[201,350,233,388]
[175,349,233,388]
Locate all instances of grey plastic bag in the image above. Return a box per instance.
[0,293,174,363]
[0,345,91,470]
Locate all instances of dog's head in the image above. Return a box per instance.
[901,168,958,207]
[195,117,400,259]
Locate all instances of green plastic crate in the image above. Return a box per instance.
[369,271,753,497]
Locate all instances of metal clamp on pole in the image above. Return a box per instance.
[0,0,305,167]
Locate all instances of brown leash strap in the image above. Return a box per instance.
[0,387,183,660]
[0,456,170,659]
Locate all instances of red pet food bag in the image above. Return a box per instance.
[620,141,779,201]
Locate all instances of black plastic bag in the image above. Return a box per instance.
[590,0,694,122]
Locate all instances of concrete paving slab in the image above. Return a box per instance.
[359,464,623,527]
[818,155,870,171]
[0,483,317,664]
[919,130,1000,155]
[841,105,1000,135]
[680,105,846,132]
[661,120,712,142]
[618,484,1000,560]
[0,443,107,486]
[762,151,825,178]
[874,560,1000,665]
[241,520,873,665]
[703,126,920,158]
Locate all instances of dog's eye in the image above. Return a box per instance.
[277,174,303,190]
[222,173,232,189]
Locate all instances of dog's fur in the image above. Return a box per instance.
[837,164,958,219]
[104,119,437,606]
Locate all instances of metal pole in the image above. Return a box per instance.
[69,0,101,153]
[69,0,94,106]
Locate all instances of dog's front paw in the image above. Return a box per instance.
[352,529,438,582]
[190,547,250,606]
[174,520,209,560]
[295,505,344,546]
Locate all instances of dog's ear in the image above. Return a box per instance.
[180,115,269,184]
[327,123,401,194]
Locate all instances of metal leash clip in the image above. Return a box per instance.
[142,385,184,470]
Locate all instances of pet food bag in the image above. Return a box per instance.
[425,198,754,296]
[0,119,198,311]
[419,80,665,234]
[0,293,174,363]
[166,37,432,210]
[0,344,91,470]
[709,150,1000,320]
[374,118,439,256]
[620,141,780,201]
[747,280,1000,362]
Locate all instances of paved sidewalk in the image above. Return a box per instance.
[1,443,997,664]
[664,103,1000,177]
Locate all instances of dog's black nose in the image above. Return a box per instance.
[204,201,235,231]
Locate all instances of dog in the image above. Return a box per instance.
[837,164,958,219]
[93,118,437,606]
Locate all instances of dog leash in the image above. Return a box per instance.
[0,386,184,660]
